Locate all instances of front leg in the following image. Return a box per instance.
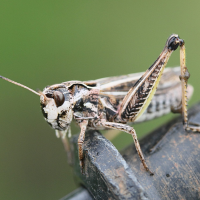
[78,120,88,173]
[55,129,73,165]
[102,121,154,175]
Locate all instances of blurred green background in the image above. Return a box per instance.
[0,1,200,199]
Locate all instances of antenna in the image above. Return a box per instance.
[0,75,44,97]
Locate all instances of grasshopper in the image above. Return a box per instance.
[1,34,199,175]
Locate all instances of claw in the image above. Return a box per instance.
[147,168,154,176]
[150,172,154,176]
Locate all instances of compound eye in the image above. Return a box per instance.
[53,91,65,107]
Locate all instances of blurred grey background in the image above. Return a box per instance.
[0,1,200,199]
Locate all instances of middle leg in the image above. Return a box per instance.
[78,120,88,173]
[102,121,154,175]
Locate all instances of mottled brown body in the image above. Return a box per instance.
[1,34,199,175]
[39,35,199,175]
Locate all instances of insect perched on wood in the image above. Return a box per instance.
[1,34,199,175]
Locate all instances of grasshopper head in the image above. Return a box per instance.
[0,75,74,131]
[40,84,74,131]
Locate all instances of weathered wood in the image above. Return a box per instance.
[121,103,200,200]
[70,131,148,199]
[67,102,200,200]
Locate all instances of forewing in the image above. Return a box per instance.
[85,67,182,101]
[84,67,193,123]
